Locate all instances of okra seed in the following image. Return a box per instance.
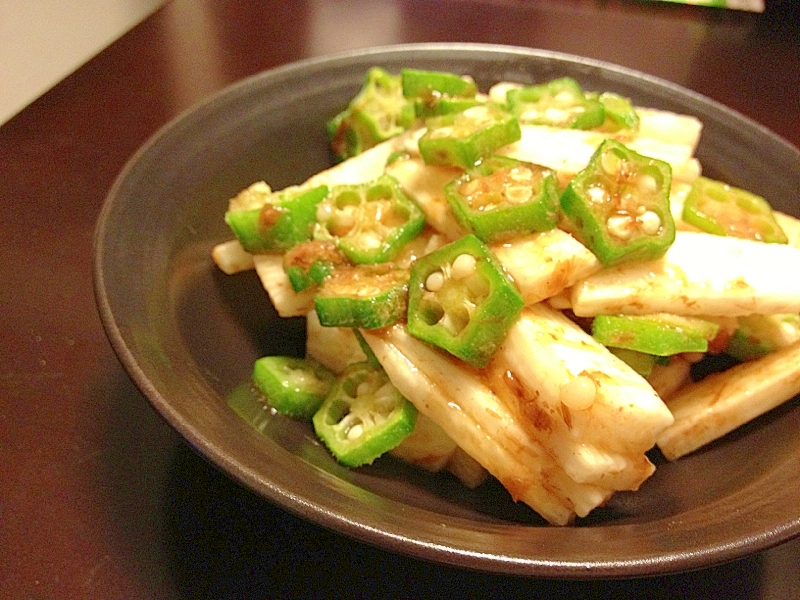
[637,174,658,194]
[316,202,333,222]
[505,185,532,204]
[601,151,620,176]
[425,270,445,292]
[347,423,364,441]
[451,253,477,280]
[606,215,633,240]
[463,105,489,119]
[587,186,606,204]
[559,375,597,411]
[638,210,662,235]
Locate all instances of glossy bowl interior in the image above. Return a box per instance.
[93,43,800,578]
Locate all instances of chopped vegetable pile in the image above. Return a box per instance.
[211,67,800,525]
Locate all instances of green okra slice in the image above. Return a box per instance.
[560,139,675,266]
[595,92,640,132]
[314,263,409,329]
[418,103,521,169]
[225,185,329,253]
[506,77,605,130]
[283,240,349,292]
[313,361,418,467]
[444,155,560,242]
[252,356,336,419]
[327,67,415,162]
[724,314,800,362]
[592,313,720,356]
[315,174,426,264]
[401,68,481,118]
[608,347,657,378]
[682,176,788,244]
[407,234,524,367]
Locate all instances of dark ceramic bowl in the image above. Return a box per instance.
[93,43,800,578]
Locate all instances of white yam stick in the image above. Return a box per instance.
[657,340,800,460]
[362,324,617,525]
[571,231,800,317]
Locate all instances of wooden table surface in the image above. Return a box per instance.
[1,1,798,597]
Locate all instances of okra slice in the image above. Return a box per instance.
[327,67,415,162]
[609,347,657,378]
[418,104,521,169]
[682,176,788,244]
[595,92,640,132]
[252,356,335,419]
[506,77,605,130]
[225,185,329,253]
[313,361,418,467]
[444,155,560,242]
[401,68,481,118]
[407,234,524,367]
[283,240,349,292]
[315,174,426,264]
[314,264,409,329]
[560,139,675,266]
[592,313,720,356]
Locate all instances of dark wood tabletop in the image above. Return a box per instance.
[2,0,799,597]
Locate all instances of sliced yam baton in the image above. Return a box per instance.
[488,229,601,306]
[389,412,458,473]
[361,323,615,525]
[657,340,800,460]
[384,156,468,240]
[571,231,800,317]
[491,304,674,490]
[212,239,255,275]
[251,253,315,317]
[305,311,368,373]
[497,124,701,184]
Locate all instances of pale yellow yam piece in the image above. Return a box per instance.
[657,340,800,460]
[212,239,255,275]
[489,229,601,305]
[546,290,573,311]
[306,130,416,188]
[775,211,800,249]
[494,305,672,488]
[304,310,366,372]
[362,324,614,525]
[647,355,693,401]
[384,156,468,241]
[251,254,315,317]
[497,125,701,183]
[446,447,489,489]
[571,231,800,317]
[634,108,703,151]
[389,412,458,473]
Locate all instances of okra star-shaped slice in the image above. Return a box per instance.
[560,138,675,267]
[401,68,481,118]
[418,103,521,169]
[314,263,409,330]
[506,77,605,130]
[225,184,329,253]
[444,155,560,242]
[315,174,426,264]
[326,67,415,162]
[407,234,524,367]
[313,361,418,467]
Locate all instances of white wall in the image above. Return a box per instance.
[0,0,166,125]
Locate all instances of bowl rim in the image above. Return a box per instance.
[93,42,800,579]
